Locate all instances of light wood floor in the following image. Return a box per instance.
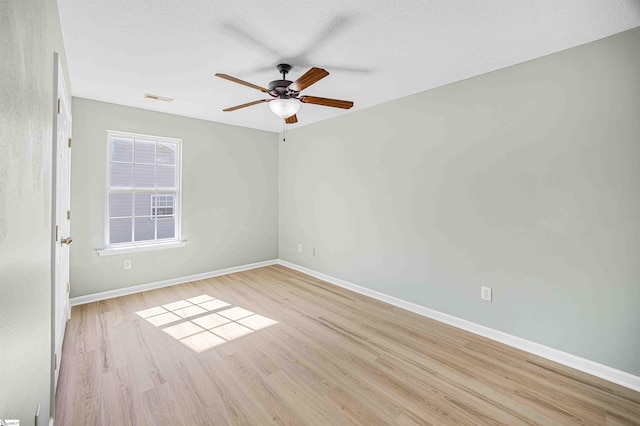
[55,265,640,425]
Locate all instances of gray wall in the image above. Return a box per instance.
[0,0,71,423]
[70,98,278,297]
[279,28,640,376]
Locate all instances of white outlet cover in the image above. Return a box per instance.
[481,286,492,301]
[297,244,303,253]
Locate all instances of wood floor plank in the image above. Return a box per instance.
[55,265,640,425]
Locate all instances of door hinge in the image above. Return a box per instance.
[67,282,70,293]
[68,137,72,148]
[57,98,61,114]
[54,352,58,370]
[67,210,71,220]
[55,225,59,241]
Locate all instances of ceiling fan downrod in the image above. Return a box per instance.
[277,63,292,79]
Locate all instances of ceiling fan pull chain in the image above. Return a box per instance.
[283,121,287,142]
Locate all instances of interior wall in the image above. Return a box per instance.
[70,98,278,297]
[279,28,640,376]
[0,0,71,423]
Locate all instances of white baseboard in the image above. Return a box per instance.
[277,259,640,393]
[69,259,278,306]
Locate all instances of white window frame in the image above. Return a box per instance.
[97,131,185,256]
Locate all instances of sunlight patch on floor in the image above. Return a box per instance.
[135,294,278,352]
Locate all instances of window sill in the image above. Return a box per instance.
[96,241,187,257]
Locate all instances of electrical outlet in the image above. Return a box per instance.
[481,286,492,301]
[297,244,303,253]
[311,247,316,256]
[124,259,132,270]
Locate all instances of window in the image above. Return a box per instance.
[105,131,182,250]
[151,194,175,218]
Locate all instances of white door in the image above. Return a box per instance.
[52,53,72,394]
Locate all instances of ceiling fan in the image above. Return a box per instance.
[215,64,354,124]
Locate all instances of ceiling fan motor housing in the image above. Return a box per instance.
[268,79,293,91]
[268,63,299,98]
[268,79,300,99]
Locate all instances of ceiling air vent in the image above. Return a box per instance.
[144,93,174,102]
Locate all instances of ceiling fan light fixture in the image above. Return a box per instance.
[269,98,300,119]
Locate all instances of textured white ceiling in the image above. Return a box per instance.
[58,1,640,133]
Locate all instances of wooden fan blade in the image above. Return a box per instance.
[289,67,329,92]
[223,99,269,112]
[285,114,298,124]
[215,73,269,93]
[299,96,353,109]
